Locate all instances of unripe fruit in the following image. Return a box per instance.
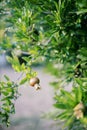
[29,77,41,90]
[74,102,84,111]
[73,109,83,119]
[29,77,40,86]
[73,102,85,119]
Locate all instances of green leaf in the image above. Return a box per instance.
[4,75,10,81]
[20,77,28,85]
[75,78,82,86]
[76,9,87,15]
[74,86,82,103]
[64,115,75,128]
[56,110,72,120]
[54,103,67,109]
[2,91,8,96]
[60,89,76,105]
[6,56,13,63]
[78,48,87,57]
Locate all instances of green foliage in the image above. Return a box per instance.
[0,76,19,126]
[53,78,87,129]
[0,0,87,129]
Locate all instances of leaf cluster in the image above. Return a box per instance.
[0,76,19,126]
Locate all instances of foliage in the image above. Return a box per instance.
[0,75,19,126]
[54,78,87,129]
[0,0,87,129]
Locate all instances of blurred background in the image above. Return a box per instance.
[0,55,60,130]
